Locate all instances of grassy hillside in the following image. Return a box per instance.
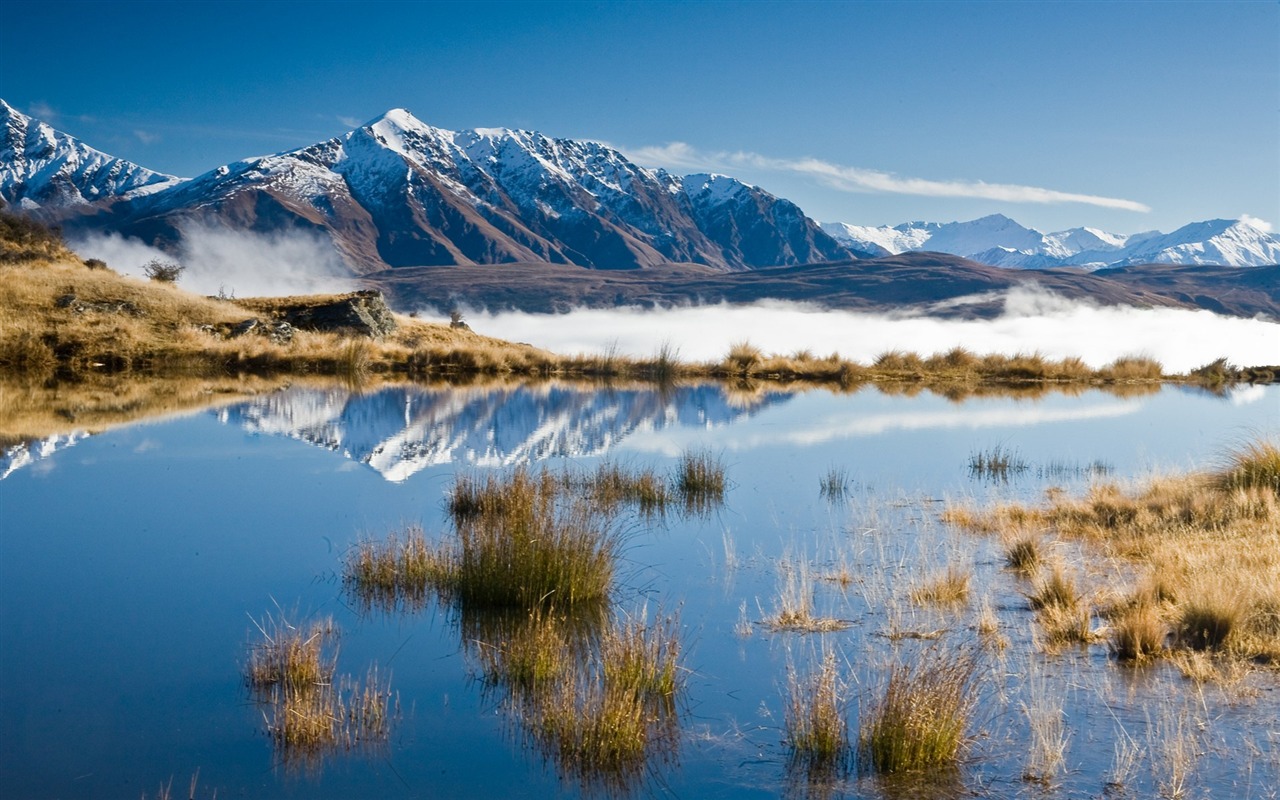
[0,208,1270,391]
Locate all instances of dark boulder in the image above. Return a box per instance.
[271,290,397,338]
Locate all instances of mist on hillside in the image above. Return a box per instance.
[68,224,354,298]
[447,287,1279,374]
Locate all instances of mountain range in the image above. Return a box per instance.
[1,100,857,272]
[4,100,1277,276]
[822,215,1280,270]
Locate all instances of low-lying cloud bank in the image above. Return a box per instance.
[68,224,354,298]
[456,288,1279,374]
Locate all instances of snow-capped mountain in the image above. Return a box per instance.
[0,101,181,209]
[7,103,852,273]
[821,214,1280,269]
[218,383,789,482]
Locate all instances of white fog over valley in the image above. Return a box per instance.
[454,290,1280,374]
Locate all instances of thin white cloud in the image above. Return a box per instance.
[133,129,160,145]
[337,115,363,129]
[1239,214,1273,233]
[624,141,1151,213]
[27,101,58,122]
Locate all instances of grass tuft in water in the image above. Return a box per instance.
[857,645,979,775]
[909,566,972,606]
[968,445,1029,481]
[785,649,851,780]
[442,467,620,610]
[673,447,726,514]
[1108,594,1167,662]
[819,465,851,500]
[1003,534,1043,573]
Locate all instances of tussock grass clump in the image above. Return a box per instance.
[819,465,850,500]
[857,646,979,775]
[909,566,972,606]
[1217,439,1280,495]
[1108,596,1167,662]
[673,447,726,513]
[244,613,397,773]
[343,525,449,613]
[563,460,670,517]
[1027,564,1095,646]
[519,608,684,792]
[1027,563,1079,612]
[1003,534,1043,573]
[723,340,763,375]
[601,609,683,701]
[446,467,620,610]
[1176,597,1242,652]
[1099,355,1164,382]
[246,613,338,694]
[785,650,850,778]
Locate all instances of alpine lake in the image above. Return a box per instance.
[2,376,1277,799]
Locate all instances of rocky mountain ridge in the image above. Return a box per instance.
[1,102,856,273]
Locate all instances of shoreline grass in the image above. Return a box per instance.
[3,246,1273,393]
[944,436,1280,668]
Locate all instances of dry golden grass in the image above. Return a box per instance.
[945,438,1280,668]
[857,645,980,775]
[3,250,1236,397]
[909,566,972,606]
[785,649,851,779]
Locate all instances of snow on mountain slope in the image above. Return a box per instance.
[823,213,1280,269]
[0,100,182,208]
[41,107,851,273]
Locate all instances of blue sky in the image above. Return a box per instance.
[3,0,1275,234]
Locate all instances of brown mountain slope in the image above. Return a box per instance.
[367,252,1280,320]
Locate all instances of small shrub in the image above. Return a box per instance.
[142,258,185,283]
[83,257,107,270]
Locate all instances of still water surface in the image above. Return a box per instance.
[2,381,1277,798]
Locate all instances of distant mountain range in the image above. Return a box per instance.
[822,214,1280,270]
[4,100,1277,277]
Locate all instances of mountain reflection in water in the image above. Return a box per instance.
[216,384,792,482]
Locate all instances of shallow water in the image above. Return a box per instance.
[1,381,1277,798]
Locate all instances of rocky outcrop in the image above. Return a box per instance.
[263,290,397,338]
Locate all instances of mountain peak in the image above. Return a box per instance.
[1,97,182,208]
